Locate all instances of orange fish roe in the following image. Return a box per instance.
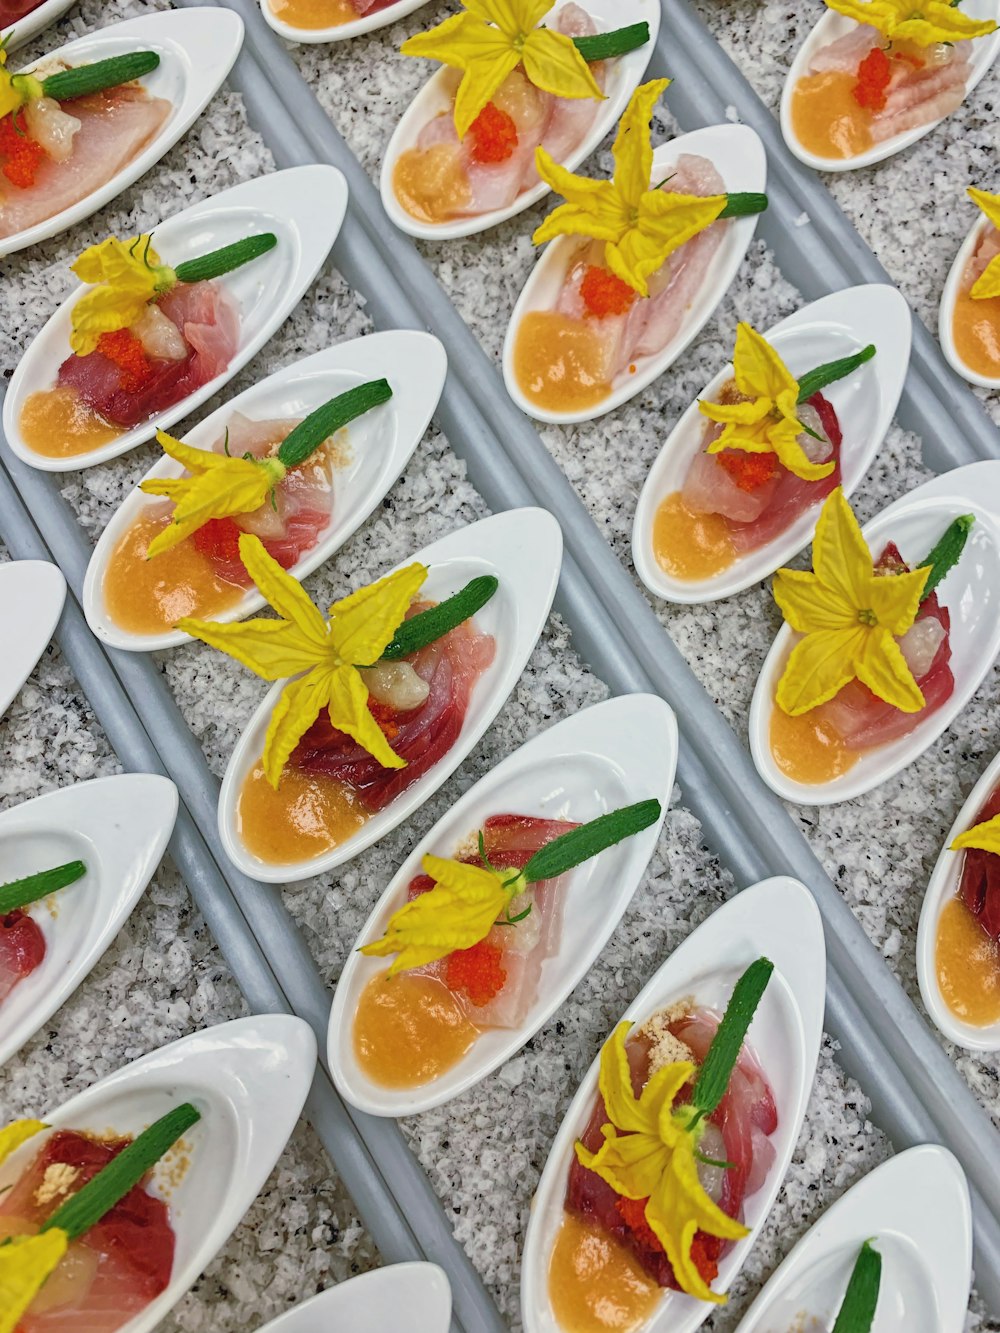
[0,112,46,189]
[852,46,892,111]
[717,448,779,492]
[615,1196,720,1283]
[368,697,401,741]
[581,265,638,319]
[445,939,507,1006]
[469,102,519,164]
[96,328,154,392]
[193,516,244,564]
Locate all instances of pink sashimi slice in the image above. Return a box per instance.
[0,909,45,1004]
[0,86,171,240]
[968,224,1000,284]
[959,783,1000,940]
[870,49,970,142]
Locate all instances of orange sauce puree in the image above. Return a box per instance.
[790,71,873,159]
[936,896,1000,1026]
[513,312,612,413]
[267,0,356,27]
[393,143,471,223]
[237,762,368,864]
[353,970,479,1087]
[547,1212,660,1332]
[769,703,859,785]
[19,386,122,460]
[952,274,1000,381]
[653,492,735,580]
[103,511,244,636]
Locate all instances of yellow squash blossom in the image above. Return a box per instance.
[773,488,930,717]
[968,188,1000,300]
[0,1118,45,1165]
[178,535,427,788]
[401,0,602,140]
[140,430,287,559]
[701,323,832,483]
[825,0,996,45]
[70,235,177,356]
[576,1022,747,1304]
[952,813,1000,856]
[0,43,43,121]
[0,1232,70,1333]
[533,79,727,297]
[360,853,526,974]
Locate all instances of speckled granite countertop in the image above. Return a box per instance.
[0,0,998,1327]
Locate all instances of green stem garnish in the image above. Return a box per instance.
[379,576,499,661]
[916,514,974,601]
[690,957,773,1120]
[572,22,649,61]
[42,1103,200,1242]
[172,234,278,286]
[0,861,86,917]
[518,800,661,883]
[832,1240,882,1333]
[276,380,393,469]
[38,51,160,104]
[797,345,876,403]
[694,1150,736,1170]
[719,192,769,218]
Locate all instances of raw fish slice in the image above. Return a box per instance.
[158,280,240,386]
[681,423,780,524]
[807,23,879,73]
[0,87,171,240]
[553,243,651,380]
[0,0,45,22]
[0,908,45,1004]
[958,784,1000,939]
[519,5,604,188]
[968,224,1000,284]
[870,50,969,142]
[459,71,551,215]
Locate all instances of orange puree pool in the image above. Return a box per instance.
[353,970,479,1087]
[547,1212,660,1332]
[20,387,122,460]
[936,896,1000,1026]
[513,312,612,414]
[103,511,245,636]
[769,704,858,786]
[653,492,735,581]
[790,71,873,159]
[237,762,368,864]
[267,0,357,26]
[952,277,1000,380]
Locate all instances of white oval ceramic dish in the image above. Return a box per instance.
[0,1013,317,1333]
[749,462,1000,806]
[521,877,826,1333]
[262,0,433,45]
[939,213,1000,390]
[5,164,347,472]
[2,0,77,51]
[917,744,1000,1051]
[219,507,564,883]
[254,1264,452,1333]
[502,123,768,425]
[0,8,245,257]
[82,332,447,653]
[0,774,178,1068]
[780,4,1000,172]
[733,1146,972,1333]
[330,693,678,1116]
[379,0,660,241]
[632,284,911,603]
[0,558,65,718]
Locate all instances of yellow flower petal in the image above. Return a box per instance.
[521,26,604,101]
[72,235,163,284]
[360,853,512,973]
[0,71,23,120]
[177,617,326,679]
[773,568,855,634]
[240,535,329,647]
[968,190,1000,299]
[855,625,925,713]
[0,1231,70,1333]
[769,412,836,483]
[327,563,428,666]
[732,323,798,401]
[810,487,873,611]
[69,284,154,356]
[775,626,868,716]
[825,0,995,43]
[263,666,339,789]
[611,78,670,206]
[0,1119,46,1165]
[532,154,627,244]
[969,187,1000,232]
[323,661,406,771]
[701,397,773,430]
[69,236,174,356]
[454,46,522,137]
[142,450,287,559]
[609,190,726,295]
[866,564,929,636]
[952,813,1000,856]
[576,1119,673,1202]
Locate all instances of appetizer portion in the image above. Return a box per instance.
[548,959,776,1327]
[0,42,167,240]
[101,380,392,636]
[0,1102,198,1332]
[0,860,85,1005]
[937,784,1000,1027]
[179,537,498,865]
[767,489,972,786]
[789,0,997,161]
[949,186,1000,381]
[353,801,660,1088]
[19,230,277,461]
[511,81,767,415]
[392,0,650,224]
[654,324,875,582]
[267,0,398,31]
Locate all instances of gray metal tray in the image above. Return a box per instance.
[1,0,998,1327]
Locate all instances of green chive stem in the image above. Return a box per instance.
[572,22,650,61]
[0,861,86,917]
[520,799,661,883]
[277,380,392,469]
[42,1103,201,1242]
[832,1240,882,1333]
[173,234,277,286]
[692,957,773,1116]
[796,345,876,403]
[916,514,975,601]
[719,192,768,218]
[379,576,499,661]
[41,52,160,103]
